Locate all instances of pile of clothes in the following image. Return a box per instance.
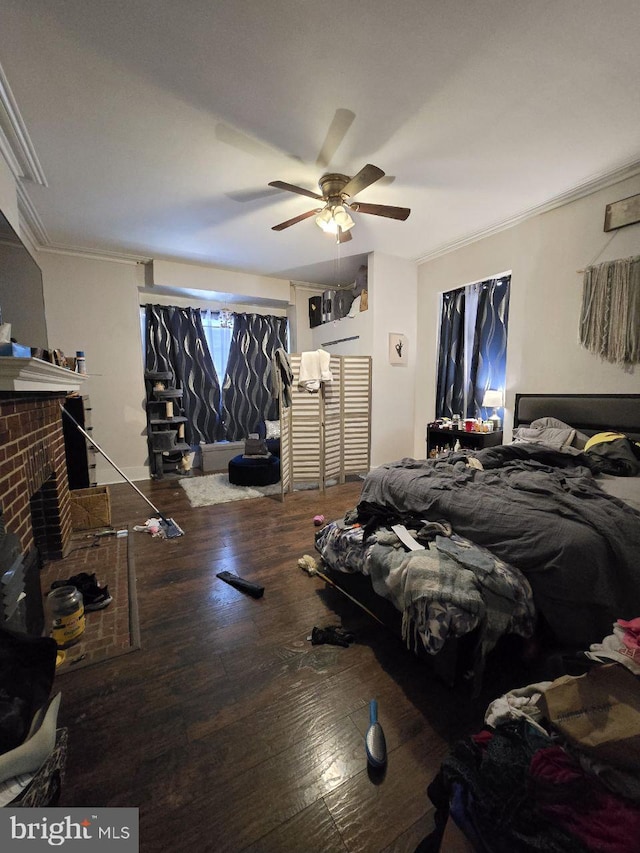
[587,616,640,674]
[418,621,640,852]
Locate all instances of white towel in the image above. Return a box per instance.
[318,349,333,382]
[298,351,321,391]
[298,349,333,392]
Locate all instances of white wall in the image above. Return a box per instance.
[290,282,324,353]
[303,252,417,467]
[38,252,149,484]
[368,252,418,466]
[150,259,290,304]
[414,174,640,453]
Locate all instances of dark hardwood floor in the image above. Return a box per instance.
[53,475,505,852]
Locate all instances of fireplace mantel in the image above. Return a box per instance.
[0,357,87,392]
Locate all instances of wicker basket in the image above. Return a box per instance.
[69,486,111,530]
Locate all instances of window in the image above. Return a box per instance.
[140,307,232,380]
[435,275,510,420]
[200,309,233,381]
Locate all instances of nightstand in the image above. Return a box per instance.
[426,424,503,457]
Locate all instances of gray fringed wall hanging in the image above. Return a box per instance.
[579,254,640,366]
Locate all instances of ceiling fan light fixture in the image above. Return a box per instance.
[315,207,335,232]
[270,163,408,236]
[316,204,354,234]
[332,205,354,231]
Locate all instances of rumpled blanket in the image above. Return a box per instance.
[369,531,535,691]
[586,437,640,476]
[359,445,640,646]
[315,522,535,684]
[315,522,475,655]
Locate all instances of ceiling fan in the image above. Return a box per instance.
[269,164,410,243]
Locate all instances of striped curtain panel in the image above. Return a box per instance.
[469,276,511,417]
[145,304,224,444]
[435,287,466,419]
[221,313,288,441]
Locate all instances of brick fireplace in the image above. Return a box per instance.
[0,391,73,560]
[0,358,86,635]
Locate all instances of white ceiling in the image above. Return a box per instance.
[1,0,639,288]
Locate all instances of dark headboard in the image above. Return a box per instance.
[514,394,640,443]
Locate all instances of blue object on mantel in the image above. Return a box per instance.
[0,343,31,357]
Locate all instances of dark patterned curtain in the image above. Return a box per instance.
[435,287,466,419]
[221,313,288,440]
[468,276,511,418]
[145,304,224,443]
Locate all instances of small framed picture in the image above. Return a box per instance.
[389,333,408,365]
[604,193,640,232]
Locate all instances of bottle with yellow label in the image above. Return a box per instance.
[47,586,85,648]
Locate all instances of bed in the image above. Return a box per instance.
[315,393,640,686]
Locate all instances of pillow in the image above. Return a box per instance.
[264,419,280,440]
[513,425,576,451]
[527,416,590,449]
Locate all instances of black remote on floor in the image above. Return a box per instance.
[216,571,264,599]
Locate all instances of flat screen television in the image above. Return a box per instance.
[0,208,48,350]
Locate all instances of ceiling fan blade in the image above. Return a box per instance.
[341,164,385,199]
[271,209,319,231]
[350,202,411,221]
[316,108,356,168]
[268,180,324,201]
[226,187,281,203]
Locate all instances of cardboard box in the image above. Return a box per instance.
[69,486,111,530]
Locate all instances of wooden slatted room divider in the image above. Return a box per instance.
[278,354,371,497]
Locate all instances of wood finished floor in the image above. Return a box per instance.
[53,475,498,852]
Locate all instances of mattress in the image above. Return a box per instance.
[596,473,640,512]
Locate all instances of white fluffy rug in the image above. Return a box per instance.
[179,473,280,507]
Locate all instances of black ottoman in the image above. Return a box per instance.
[228,454,280,487]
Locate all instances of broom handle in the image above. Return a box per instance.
[314,567,385,626]
[60,404,165,519]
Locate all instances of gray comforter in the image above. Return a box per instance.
[359,444,640,646]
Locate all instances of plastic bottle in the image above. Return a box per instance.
[76,351,87,374]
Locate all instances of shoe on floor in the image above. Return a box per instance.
[81,584,112,611]
[51,573,112,611]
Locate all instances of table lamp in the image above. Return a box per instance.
[482,389,503,431]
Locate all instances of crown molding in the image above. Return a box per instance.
[38,243,151,266]
[415,157,640,265]
[0,123,22,179]
[17,181,49,246]
[16,183,147,266]
[0,61,47,186]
